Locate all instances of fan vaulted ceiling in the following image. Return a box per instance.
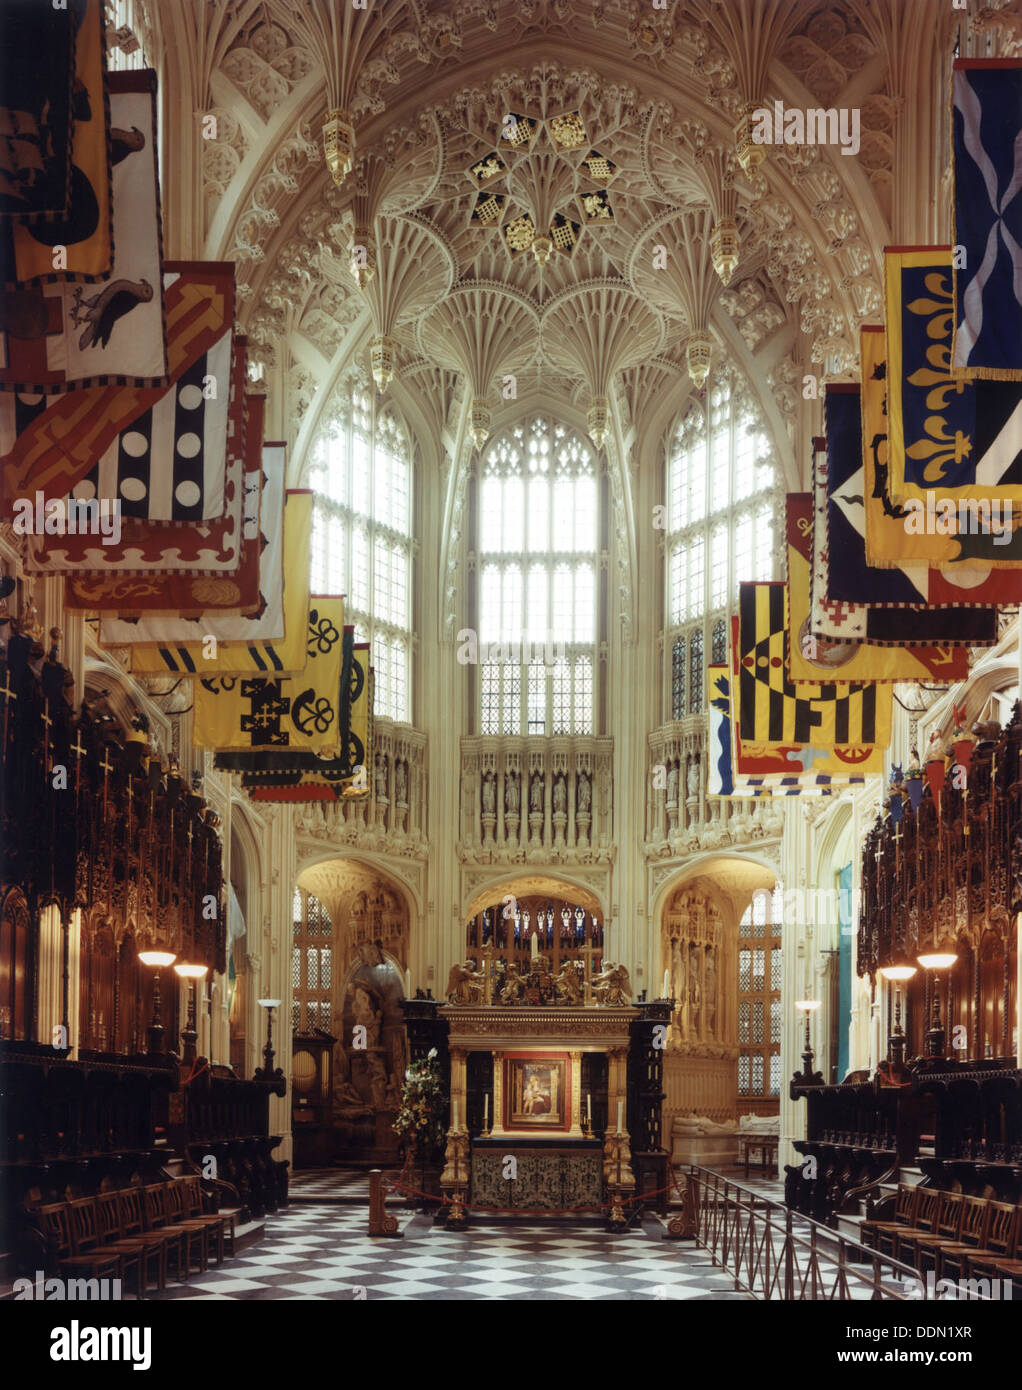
[145,0,969,469]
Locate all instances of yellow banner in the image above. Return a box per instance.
[193,597,344,752]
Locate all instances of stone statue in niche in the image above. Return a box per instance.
[481,771,496,815]
[704,947,717,1032]
[384,1072,402,1108]
[367,1053,388,1109]
[351,984,381,1048]
[687,758,700,799]
[577,770,591,814]
[505,771,520,815]
[671,937,686,1006]
[395,759,407,805]
[689,946,702,1026]
[374,755,388,800]
[667,762,679,806]
[358,940,384,967]
[553,773,567,815]
[529,771,543,813]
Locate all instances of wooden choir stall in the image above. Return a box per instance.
[788,709,1022,1235]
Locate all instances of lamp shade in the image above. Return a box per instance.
[879,964,917,981]
[794,999,821,1011]
[174,962,208,979]
[257,998,282,1009]
[138,949,176,968]
[918,952,957,971]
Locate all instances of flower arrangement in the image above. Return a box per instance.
[393,1048,447,1159]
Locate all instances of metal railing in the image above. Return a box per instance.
[683,1166,990,1301]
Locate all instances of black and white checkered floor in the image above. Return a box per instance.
[150,1201,751,1301]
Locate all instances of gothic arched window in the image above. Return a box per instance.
[665,374,778,720]
[474,417,597,735]
[308,381,413,722]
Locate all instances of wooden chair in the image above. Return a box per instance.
[961,1202,1020,1281]
[95,1191,166,1296]
[930,1196,991,1280]
[73,1196,147,1300]
[900,1191,966,1271]
[860,1183,919,1251]
[183,1176,234,1259]
[164,1179,224,1267]
[37,1201,125,1291]
[142,1183,206,1277]
[878,1186,940,1260]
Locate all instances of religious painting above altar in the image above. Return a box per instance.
[507,1053,568,1130]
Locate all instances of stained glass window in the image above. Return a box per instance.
[308,380,412,722]
[476,418,597,734]
[671,639,686,721]
[663,372,778,720]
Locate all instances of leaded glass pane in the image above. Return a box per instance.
[291,947,300,989]
[739,1001,751,1042]
[320,946,332,989]
[291,1001,300,1032]
[751,1054,765,1094]
[770,946,782,991]
[689,630,704,715]
[672,639,686,720]
[738,1055,751,1095]
[739,949,751,991]
[711,617,727,665]
[752,1001,764,1043]
[770,997,781,1043]
[752,949,765,989]
[306,948,318,991]
[770,1054,781,1097]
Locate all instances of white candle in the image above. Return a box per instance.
[405,968,411,997]
[484,1094,489,1130]
[586,1093,592,1126]
[453,1098,459,1131]
[662,969,670,999]
[617,1099,623,1132]
[531,931,539,960]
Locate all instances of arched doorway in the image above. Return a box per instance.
[289,858,413,1167]
[656,856,779,1138]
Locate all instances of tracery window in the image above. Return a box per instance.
[665,375,777,720]
[474,417,597,735]
[737,887,782,1103]
[308,381,413,723]
[292,888,334,1034]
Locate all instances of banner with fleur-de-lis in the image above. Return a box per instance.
[192,597,344,752]
[886,247,1022,547]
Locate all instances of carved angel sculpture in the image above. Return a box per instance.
[446,960,484,1004]
[592,962,632,1006]
[554,960,583,1003]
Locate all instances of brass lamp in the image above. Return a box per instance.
[794,999,822,1081]
[879,962,917,1068]
[917,949,957,1058]
[174,961,208,1064]
[256,997,282,1077]
[139,947,177,1054]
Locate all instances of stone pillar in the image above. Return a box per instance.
[491,1050,506,1135]
[568,1050,583,1137]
